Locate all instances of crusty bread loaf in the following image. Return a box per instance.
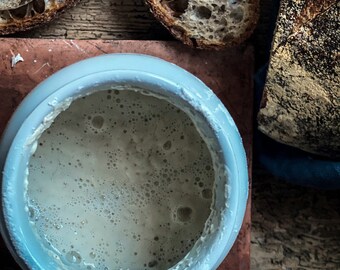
[146,0,259,49]
[257,0,339,158]
[0,0,79,35]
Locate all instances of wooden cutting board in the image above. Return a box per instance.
[0,39,253,270]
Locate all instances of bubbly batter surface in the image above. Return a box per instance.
[27,89,214,270]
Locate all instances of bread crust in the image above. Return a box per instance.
[146,0,260,49]
[0,0,79,35]
[258,0,339,158]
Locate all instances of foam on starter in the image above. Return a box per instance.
[27,89,215,270]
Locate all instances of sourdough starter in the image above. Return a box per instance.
[27,89,214,270]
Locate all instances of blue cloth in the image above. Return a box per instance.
[254,65,340,189]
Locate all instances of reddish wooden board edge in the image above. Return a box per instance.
[0,39,253,270]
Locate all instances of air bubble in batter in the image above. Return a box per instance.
[91,115,104,129]
[176,207,193,222]
[201,188,212,199]
[65,250,82,264]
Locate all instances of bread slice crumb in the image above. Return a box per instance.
[0,0,79,35]
[146,0,259,49]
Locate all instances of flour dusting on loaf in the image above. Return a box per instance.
[258,0,339,158]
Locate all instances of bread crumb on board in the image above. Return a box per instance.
[11,53,24,68]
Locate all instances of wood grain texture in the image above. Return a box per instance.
[251,166,340,270]
[7,0,173,40]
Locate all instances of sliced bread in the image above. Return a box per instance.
[0,0,32,10]
[146,0,259,49]
[0,0,79,35]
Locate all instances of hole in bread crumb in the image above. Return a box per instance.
[223,33,235,42]
[189,38,198,47]
[9,4,28,19]
[0,11,10,21]
[230,7,244,23]
[33,0,45,14]
[164,0,188,16]
[194,6,212,19]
